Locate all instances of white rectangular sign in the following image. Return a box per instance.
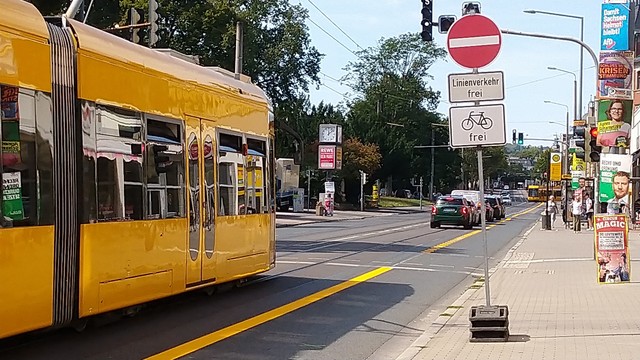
[448,71,504,103]
[449,104,506,148]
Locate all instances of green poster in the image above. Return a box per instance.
[598,154,632,204]
[2,172,24,220]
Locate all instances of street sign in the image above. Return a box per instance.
[447,14,501,69]
[449,104,506,148]
[550,152,562,181]
[448,71,504,103]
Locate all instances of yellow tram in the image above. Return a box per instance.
[0,0,276,339]
[527,184,562,202]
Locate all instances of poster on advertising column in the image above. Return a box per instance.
[597,51,633,100]
[598,154,631,214]
[601,0,630,51]
[597,99,632,148]
[595,214,630,283]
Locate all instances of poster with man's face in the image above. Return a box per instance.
[599,153,632,204]
[597,99,633,147]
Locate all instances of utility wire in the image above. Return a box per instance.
[320,71,343,83]
[305,0,364,50]
[321,83,351,100]
[306,16,359,57]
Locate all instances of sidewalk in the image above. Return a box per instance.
[276,206,427,228]
[402,222,640,360]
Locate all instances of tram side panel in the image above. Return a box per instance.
[0,0,56,339]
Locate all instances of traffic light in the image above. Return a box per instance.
[128,8,142,44]
[438,15,456,34]
[517,132,523,145]
[512,129,516,144]
[420,0,433,42]
[149,0,159,47]
[462,1,481,15]
[361,171,368,185]
[574,126,586,160]
[589,127,602,162]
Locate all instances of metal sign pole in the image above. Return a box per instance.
[477,146,491,307]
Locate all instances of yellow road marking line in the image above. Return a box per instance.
[424,203,543,253]
[146,267,393,360]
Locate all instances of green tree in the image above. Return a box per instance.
[462,146,508,186]
[533,148,552,178]
[341,33,448,191]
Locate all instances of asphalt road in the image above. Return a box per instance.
[0,202,541,360]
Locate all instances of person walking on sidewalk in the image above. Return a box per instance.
[547,195,558,229]
[584,192,594,230]
[572,193,583,233]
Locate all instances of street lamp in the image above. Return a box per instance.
[524,9,584,120]
[548,66,578,127]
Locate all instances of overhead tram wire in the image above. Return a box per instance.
[305,0,364,50]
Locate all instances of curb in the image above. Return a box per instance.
[395,220,538,360]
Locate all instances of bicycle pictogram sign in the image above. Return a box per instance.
[461,111,493,131]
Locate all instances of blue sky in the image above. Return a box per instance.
[298,0,605,147]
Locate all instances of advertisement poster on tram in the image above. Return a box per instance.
[595,214,630,283]
[2,172,24,220]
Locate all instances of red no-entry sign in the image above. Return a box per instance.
[447,15,501,69]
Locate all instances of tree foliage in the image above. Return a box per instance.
[340,138,381,181]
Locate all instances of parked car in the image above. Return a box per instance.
[431,195,473,229]
[466,200,481,225]
[501,192,512,206]
[486,195,506,219]
[484,200,495,222]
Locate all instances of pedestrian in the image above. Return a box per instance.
[547,195,558,229]
[584,192,594,231]
[572,193,582,233]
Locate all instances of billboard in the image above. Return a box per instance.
[597,51,633,100]
[601,1,631,51]
[318,145,336,170]
[595,214,630,283]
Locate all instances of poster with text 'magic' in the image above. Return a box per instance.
[595,214,630,284]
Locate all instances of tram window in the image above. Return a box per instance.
[267,138,275,213]
[245,138,266,215]
[218,162,236,216]
[81,101,97,223]
[95,105,143,221]
[0,85,38,227]
[0,86,53,227]
[146,118,185,219]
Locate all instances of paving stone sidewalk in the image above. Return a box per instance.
[406,224,640,360]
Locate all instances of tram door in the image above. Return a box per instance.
[185,117,217,285]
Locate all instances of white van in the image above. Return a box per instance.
[451,190,482,224]
[451,190,481,205]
